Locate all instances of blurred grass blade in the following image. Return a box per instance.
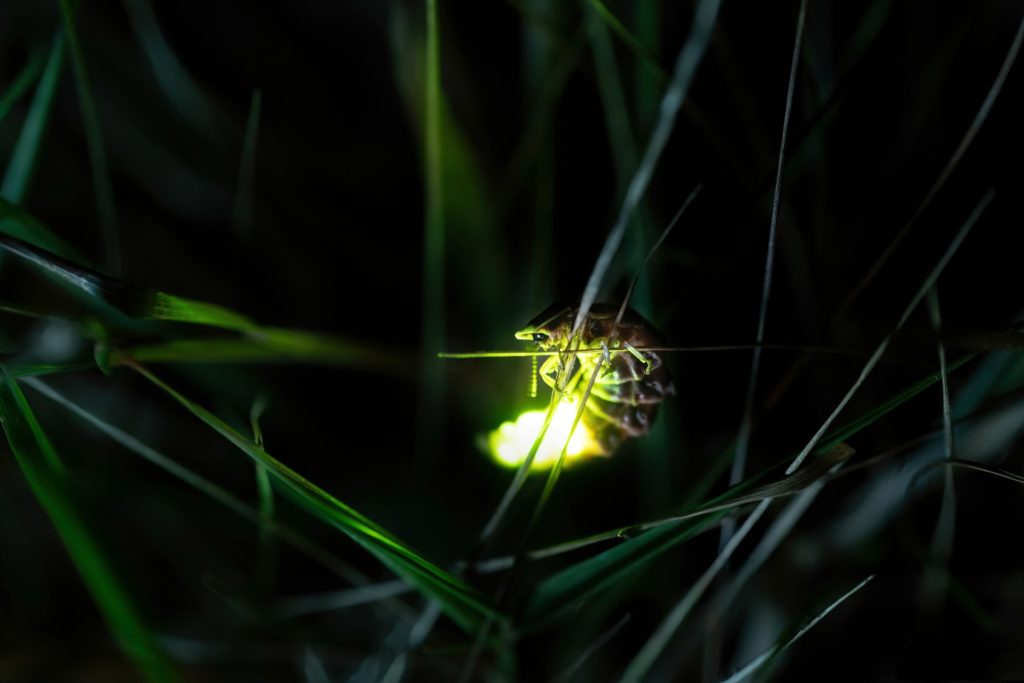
[417,0,445,461]
[622,500,770,682]
[0,48,45,125]
[144,291,255,330]
[122,0,220,134]
[0,369,175,682]
[249,395,276,592]
[633,1,661,130]
[915,459,1024,488]
[572,0,721,337]
[835,11,1024,318]
[523,346,975,627]
[120,330,415,377]
[787,191,993,475]
[523,504,730,626]
[1,32,65,203]
[0,199,85,262]
[926,287,956,562]
[588,0,667,85]
[273,579,409,619]
[59,0,121,275]
[130,362,497,632]
[21,376,386,593]
[233,87,261,238]
[720,576,874,683]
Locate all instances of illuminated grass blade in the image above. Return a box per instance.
[572,0,721,337]
[59,0,121,275]
[523,504,729,627]
[130,362,498,632]
[0,48,44,125]
[0,369,175,682]
[20,376,395,597]
[522,350,976,627]
[120,330,415,377]
[1,32,65,203]
[719,576,874,683]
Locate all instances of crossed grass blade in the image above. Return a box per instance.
[128,361,499,633]
[0,368,176,682]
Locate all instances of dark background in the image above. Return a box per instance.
[1,1,1023,680]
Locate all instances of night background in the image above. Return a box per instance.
[1,1,1023,681]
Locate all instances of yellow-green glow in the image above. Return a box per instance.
[487,399,605,471]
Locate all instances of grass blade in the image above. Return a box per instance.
[119,331,415,377]
[926,288,956,563]
[20,376,393,597]
[129,361,498,632]
[834,11,1024,318]
[0,48,45,125]
[58,0,121,275]
[621,500,770,682]
[720,575,875,683]
[588,0,667,86]
[417,0,445,461]
[233,87,261,238]
[1,32,66,203]
[0,369,175,682]
[0,199,85,262]
[572,0,721,337]
[730,0,807,491]
[522,347,976,627]
[787,191,993,475]
[122,0,220,134]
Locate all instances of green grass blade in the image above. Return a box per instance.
[143,291,255,330]
[0,48,45,126]
[0,199,85,261]
[787,191,993,475]
[1,32,66,203]
[572,0,721,336]
[130,362,498,632]
[0,369,175,682]
[588,0,667,86]
[417,0,445,461]
[633,0,661,130]
[122,0,220,133]
[21,376,385,593]
[720,576,874,683]
[249,395,276,592]
[58,0,121,275]
[522,347,977,627]
[622,500,770,682]
[119,330,415,377]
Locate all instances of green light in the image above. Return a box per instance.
[487,399,605,471]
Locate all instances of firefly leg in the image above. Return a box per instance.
[624,341,659,375]
[538,354,560,390]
